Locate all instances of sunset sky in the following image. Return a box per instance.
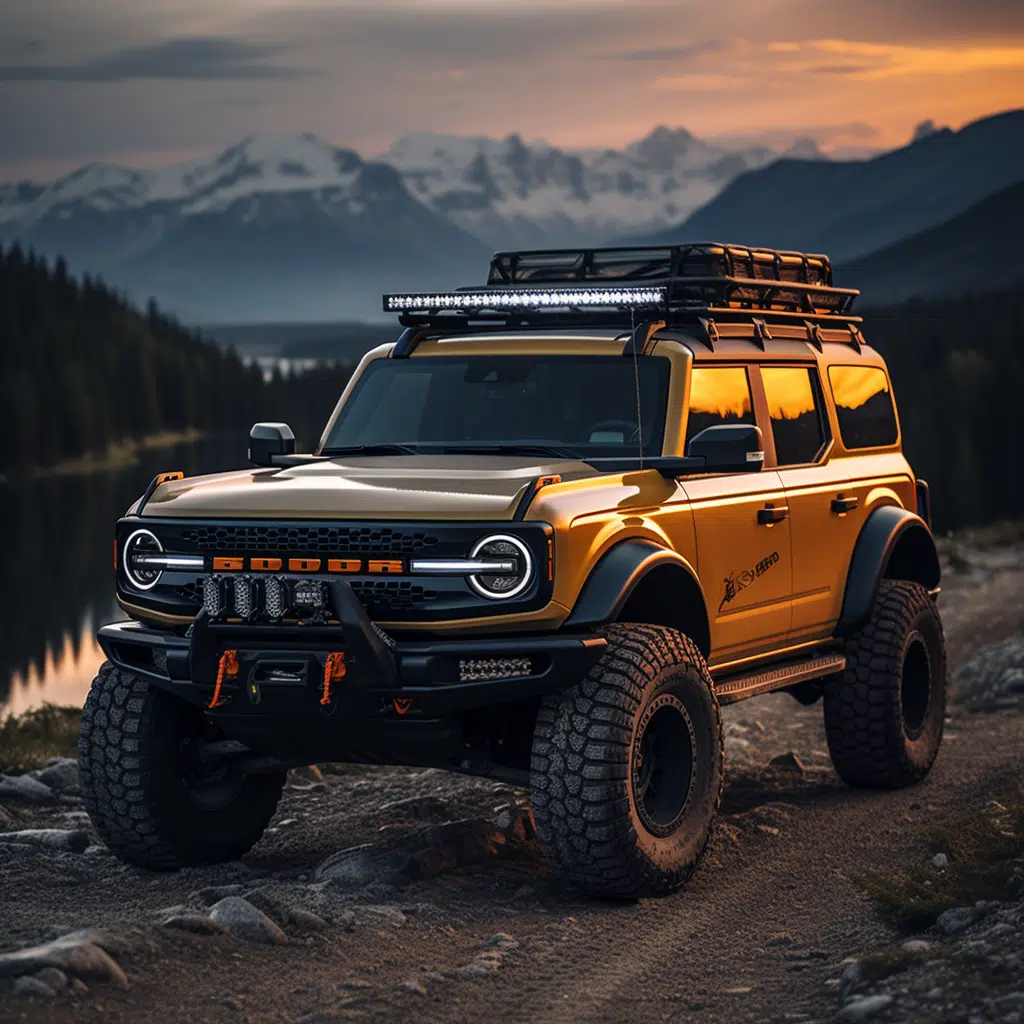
[1,0,1022,180]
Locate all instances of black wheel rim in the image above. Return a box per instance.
[631,693,697,838]
[901,631,932,739]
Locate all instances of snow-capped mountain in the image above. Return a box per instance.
[0,134,488,322]
[0,128,822,322]
[384,127,822,248]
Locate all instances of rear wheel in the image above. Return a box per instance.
[530,624,723,898]
[79,663,285,869]
[824,580,946,788]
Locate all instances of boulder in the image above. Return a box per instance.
[0,829,89,853]
[0,774,54,805]
[34,759,81,793]
[208,897,288,945]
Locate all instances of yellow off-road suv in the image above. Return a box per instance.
[81,243,945,898]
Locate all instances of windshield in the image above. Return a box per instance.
[322,355,670,457]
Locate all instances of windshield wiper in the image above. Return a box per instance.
[321,443,422,457]
[437,443,582,459]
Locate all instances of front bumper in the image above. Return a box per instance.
[97,580,606,763]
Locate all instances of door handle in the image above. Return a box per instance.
[831,494,859,515]
[757,503,789,525]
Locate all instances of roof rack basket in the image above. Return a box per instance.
[383,242,860,333]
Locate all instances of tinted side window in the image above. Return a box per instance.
[761,366,828,465]
[828,365,898,449]
[685,366,755,450]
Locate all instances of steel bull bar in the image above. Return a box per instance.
[97,580,607,722]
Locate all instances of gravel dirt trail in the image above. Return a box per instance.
[1,543,1021,1024]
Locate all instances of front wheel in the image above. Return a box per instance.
[530,624,723,899]
[79,663,285,869]
[824,580,947,788]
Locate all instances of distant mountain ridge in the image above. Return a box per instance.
[841,179,1024,305]
[0,127,820,322]
[638,110,1024,264]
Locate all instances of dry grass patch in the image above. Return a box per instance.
[0,703,81,773]
[859,780,1024,930]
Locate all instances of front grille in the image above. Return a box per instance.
[174,581,202,603]
[349,580,437,614]
[178,524,439,555]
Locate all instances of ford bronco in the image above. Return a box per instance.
[81,243,944,898]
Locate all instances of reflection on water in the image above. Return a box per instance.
[0,438,245,718]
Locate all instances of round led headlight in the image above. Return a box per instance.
[123,528,164,591]
[468,534,534,601]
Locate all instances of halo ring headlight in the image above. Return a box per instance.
[468,534,533,601]
[123,528,164,591]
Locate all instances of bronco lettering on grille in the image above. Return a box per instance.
[211,557,408,574]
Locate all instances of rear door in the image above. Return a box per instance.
[680,364,793,663]
[759,363,858,641]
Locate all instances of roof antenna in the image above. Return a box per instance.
[630,306,644,470]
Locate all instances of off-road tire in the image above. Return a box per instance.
[824,580,946,789]
[530,624,723,899]
[79,662,285,869]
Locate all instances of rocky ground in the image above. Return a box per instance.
[0,537,1021,1024]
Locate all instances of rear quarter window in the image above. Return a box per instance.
[828,365,899,450]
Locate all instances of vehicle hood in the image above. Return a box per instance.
[138,455,598,520]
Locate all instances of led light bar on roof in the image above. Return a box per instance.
[384,286,667,314]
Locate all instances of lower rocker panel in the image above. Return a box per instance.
[713,653,846,705]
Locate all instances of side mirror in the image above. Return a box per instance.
[686,424,764,473]
[249,422,295,467]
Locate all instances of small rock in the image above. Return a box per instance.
[13,975,56,997]
[379,794,453,821]
[838,958,862,999]
[0,829,89,853]
[162,914,229,936]
[70,978,89,996]
[63,943,130,988]
[841,994,894,1021]
[208,897,288,945]
[34,967,68,991]
[195,884,247,906]
[0,932,128,988]
[769,751,805,772]
[288,765,324,785]
[931,852,949,868]
[401,978,428,995]
[358,905,407,927]
[0,774,55,805]
[34,759,80,793]
[336,910,356,932]
[901,939,934,954]
[286,908,329,933]
[936,905,977,936]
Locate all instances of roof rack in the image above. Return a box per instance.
[382,243,861,349]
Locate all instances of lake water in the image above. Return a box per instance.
[0,438,246,719]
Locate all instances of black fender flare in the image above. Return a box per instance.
[837,505,941,636]
[563,539,710,653]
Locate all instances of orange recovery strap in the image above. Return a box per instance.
[321,651,346,706]
[208,649,239,709]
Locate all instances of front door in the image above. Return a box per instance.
[679,364,793,664]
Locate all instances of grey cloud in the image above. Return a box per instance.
[616,41,724,62]
[0,37,309,82]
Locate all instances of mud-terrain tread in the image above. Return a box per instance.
[531,624,723,899]
[824,580,946,789]
[78,662,283,869]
